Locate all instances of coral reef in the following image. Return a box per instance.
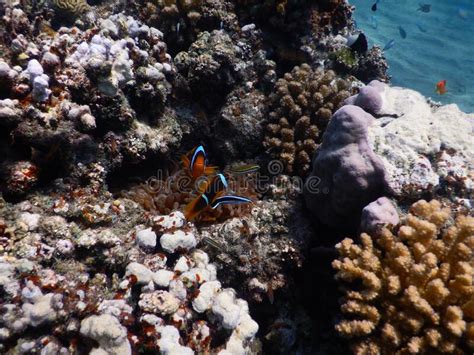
[128,0,239,53]
[263,63,354,176]
[333,199,474,354]
[305,80,474,228]
[360,81,473,200]
[5,0,468,353]
[0,11,181,197]
[0,189,265,353]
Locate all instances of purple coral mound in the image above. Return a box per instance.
[345,80,384,115]
[304,105,386,229]
[360,197,399,233]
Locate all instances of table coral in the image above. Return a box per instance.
[263,63,353,176]
[333,199,474,354]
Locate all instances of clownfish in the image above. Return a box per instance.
[184,174,252,221]
[181,145,217,180]
[184,174,227,221]
[435,80,447,95]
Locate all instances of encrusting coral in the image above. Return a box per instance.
[263,63,353,176]
[333,199,474,354]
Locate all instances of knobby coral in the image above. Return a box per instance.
[263,63,353,176]
[333,199,474,354]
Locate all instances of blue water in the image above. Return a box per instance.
[350,0,474,113]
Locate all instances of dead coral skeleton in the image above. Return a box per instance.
[333,199,474,354]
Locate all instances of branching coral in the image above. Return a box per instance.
[333,199,474,354]
[263,63,353,176]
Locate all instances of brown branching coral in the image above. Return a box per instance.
[333,200,474,354]
[263,63,353,176]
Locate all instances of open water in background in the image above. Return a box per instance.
[350,0,474,112]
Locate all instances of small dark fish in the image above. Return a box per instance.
[202,237,223,250]
[347,32,368,53]
[370,15,378,29]
[371,3,377,11]
[457,7,468,19]
[398,26,407,39]
[383,39,396,51]
[417,3,431,13]
[229,164,260,175]
[416,21,427,32]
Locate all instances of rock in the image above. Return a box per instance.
[125,262,153,284]
[152,270,174,287]
[156,325,194,355]
[136,228,157,250]
[32,75,51,102]
[138,291,180,315]
[160,230,197,253]
[22,293,61,327]
[193,281,221,313]
[80,314,131,355]
[25,59,44,82]
[304,105,386,229]
[360,197,399,233]
[212,88,267,163]
[0,99,21,127]
[364,82,473,197]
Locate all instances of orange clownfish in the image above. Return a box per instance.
[435,80,447,95]
[184,173,252,221]
[181,145,217,180]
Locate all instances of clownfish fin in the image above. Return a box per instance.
[184,194,210,221]
[204,166,218,175]
[196,179,210,194]
[210,195,252,209]
[181,155,190,169]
